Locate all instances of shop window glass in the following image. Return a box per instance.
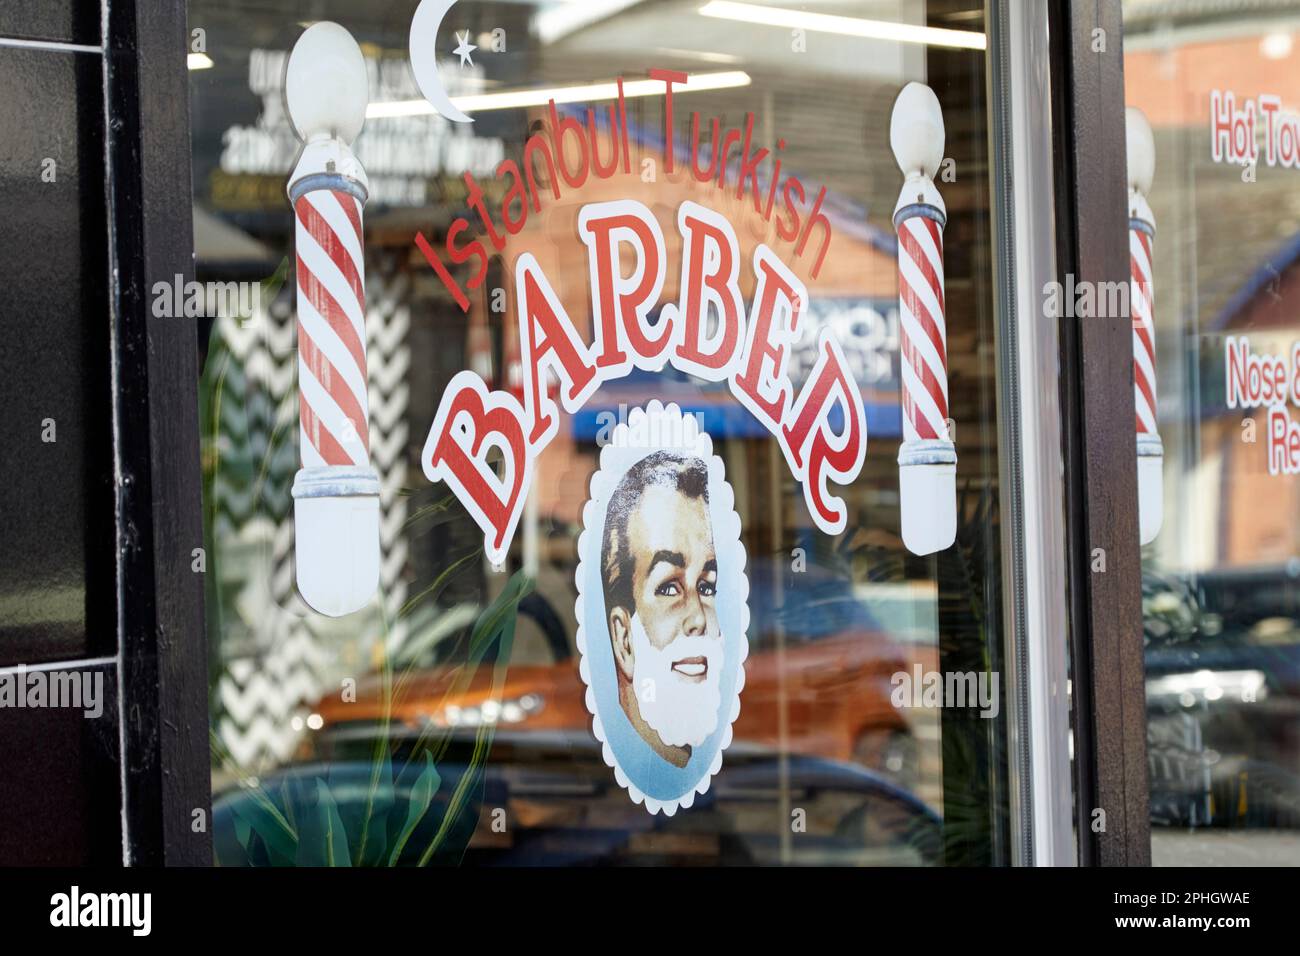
[191,0,1013,866]
[1123,0,1300,864]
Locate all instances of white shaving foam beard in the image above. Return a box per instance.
[630,612,723,749]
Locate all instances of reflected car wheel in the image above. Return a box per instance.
[853,728,918,792]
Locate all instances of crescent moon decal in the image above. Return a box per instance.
[410,0,475,124]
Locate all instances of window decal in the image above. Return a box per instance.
[1128,107,1164,544]
[285,24,382,617]
[890,83,957,555]
[573,402,748,814]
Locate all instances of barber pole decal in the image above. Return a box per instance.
[1128,107,1163,545]
[1130,219,1157,439]
[896,210,950,451]
[891,83,957,556]
[294,188,370,468]
[284,23,382,617]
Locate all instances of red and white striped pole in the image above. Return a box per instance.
[891,83,956,556]
[285,23,380,616]
[1128,107,1162,545]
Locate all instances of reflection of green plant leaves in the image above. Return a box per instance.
[248,391,298,515]
[934,482,1008,866]
[356,588,396,869]
[261,256,290,306]
[397,548,478,622]
[418,722,490,866]
[402,491,460,534]
[819,481,1007,866]
[228,785,298,866]
[388,752,441,866]
[296,779,351,867]
[320,781,351,867]
[415,572,531,865]
[402,572,531,774]
[212,559,532,866]
[356,757,396,867]
[210,728,301,850]
[233,814,252,857]
[936,721,1004,865]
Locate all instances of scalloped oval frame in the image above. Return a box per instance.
[574,401,750,815]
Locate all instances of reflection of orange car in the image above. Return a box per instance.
[311,567,934,786]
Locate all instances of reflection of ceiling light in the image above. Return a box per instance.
[654,47,743,64]
[366,70,752,119]
[188,53,214,70]
[1261,32,1294,60]
[537,0,641,44]
[698,1,987,51]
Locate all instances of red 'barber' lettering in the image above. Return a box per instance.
[422,372,530,563]
[578,200,671,372]
[780,333,867,534]
[421,196,867,557]
[732,245,805,429]
[670,202,745,380]
[516,253,600,449]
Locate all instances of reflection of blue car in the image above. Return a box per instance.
[1143,567,1300,829]
[745,555,886,643]
[213,732,942,866]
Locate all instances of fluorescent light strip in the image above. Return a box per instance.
[698,1,987,51]
[654,47,743,64]
[366,70,751,119]
[0,36,102,54]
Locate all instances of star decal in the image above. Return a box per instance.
[453,30,477,69]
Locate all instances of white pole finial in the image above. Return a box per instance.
[891,81,946,182]
[1126,106,1155,200]
[285,22,370,146]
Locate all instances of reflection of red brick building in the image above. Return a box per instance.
[1126,31,1300,569]
[1125,35,1300,130]
[1213,257,1300,566]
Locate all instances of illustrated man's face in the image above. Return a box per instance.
[627,484,719,650]
[608,481,723,767]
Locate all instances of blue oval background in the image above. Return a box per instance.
[581,477,746,805]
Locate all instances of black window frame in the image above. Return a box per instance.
[100,0,1155,869]
[108,0,211,866]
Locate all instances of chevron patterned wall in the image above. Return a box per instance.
[206,258,412,773]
